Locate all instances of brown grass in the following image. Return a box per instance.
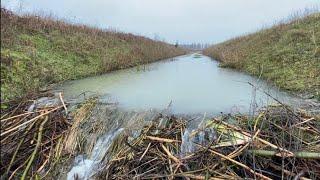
[0,8,186,102]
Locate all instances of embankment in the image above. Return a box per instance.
[0,8,186,102]
[203,12,320,100]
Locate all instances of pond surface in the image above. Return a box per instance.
[59,53,300,115]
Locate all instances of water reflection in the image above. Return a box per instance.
[59,54,300,115]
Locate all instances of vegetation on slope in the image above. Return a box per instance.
[203,12,320,100]
[0,8,186,102]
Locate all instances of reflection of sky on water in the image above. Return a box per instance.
[59,54,301,115]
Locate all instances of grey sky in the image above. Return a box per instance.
[2,0,319,44]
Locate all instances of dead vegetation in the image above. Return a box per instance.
[0,92,71,179]
[98,105,320,179]
[1,93,319,179]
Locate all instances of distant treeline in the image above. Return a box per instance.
[179,43,211,50]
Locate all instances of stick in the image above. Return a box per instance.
[207,148,271,180]
[8,160,27,180]
[139,143,151,161]
[146,136,180,143]
[0,111,34,122]
[269,163,296,176]
[1,106,62,136]
[212,118,294,156]
[161,144,180,164]
[5,121,37,176]
[59,92,68,115]
[21,115,48,180]
[248,150,320,159]
[291,118,315,127]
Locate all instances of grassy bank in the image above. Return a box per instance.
[203,12,320,100]
[0,8,186,102]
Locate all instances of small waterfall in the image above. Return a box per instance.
[180,116,217,157]
[67,128,124,180]
[180,129,194,156]
[197,130,205,145]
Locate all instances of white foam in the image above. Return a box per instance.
[67,128,124,180]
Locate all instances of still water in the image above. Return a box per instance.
[59,53,299,114]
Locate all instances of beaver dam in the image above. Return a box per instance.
[1,54,319,179]
[1,94,319,179]
[97,107,320,180]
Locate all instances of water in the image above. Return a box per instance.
[62,52,302,177]
[67,128,124,180]
[180,115,217,157]
[59,53,300,115]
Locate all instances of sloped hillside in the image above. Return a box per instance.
[204,13,320,100]
[1,9,186,101]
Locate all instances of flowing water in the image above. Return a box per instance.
[59,53,300,115]
[67,128,124,180]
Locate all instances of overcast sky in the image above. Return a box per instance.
[2,0,319,44]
